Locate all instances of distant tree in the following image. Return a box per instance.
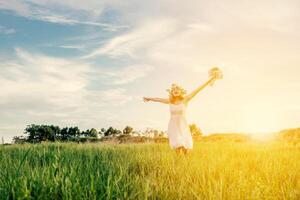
[82,128,98,138]
[153,130,165,138]
[89,128,98,138]
[25,124,40,143]
[189,124,202,137]
[100,128,106,133]
[158,131,166,137]
[82,129,88,137]
[68,127,81,138]
[143,128,164,138]
[60,127,70,141]
[47,125,61,141]
[104,127,121,136]
[13,136,27,144]
[144,128,154,137]
[64,126,85,141]
[99,128,106,137]
[104,127,115,136]
[115,129,122,136]
[131,130,140,136]
[123,126,133,135]
[25,124,60,143]
[58,127,81,141]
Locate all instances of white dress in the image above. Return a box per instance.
[167,102,193,149]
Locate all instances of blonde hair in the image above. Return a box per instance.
[166,83,187,104]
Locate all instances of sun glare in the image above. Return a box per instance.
[241,108,280,135]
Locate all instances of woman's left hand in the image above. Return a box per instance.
[209,77,217,86]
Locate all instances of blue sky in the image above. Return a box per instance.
[1,0,300,142]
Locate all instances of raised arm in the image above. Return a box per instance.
[184,77,216,103]
[143,97,169,104]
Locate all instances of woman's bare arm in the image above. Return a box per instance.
[143,97,169,104]
[184,77,216,103]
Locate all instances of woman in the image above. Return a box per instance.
[143,68,222,155]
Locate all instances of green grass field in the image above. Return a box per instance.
[0,142,299,199]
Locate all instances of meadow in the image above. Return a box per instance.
[0,142,299,200]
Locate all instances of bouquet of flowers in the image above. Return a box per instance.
[209,67,223,86]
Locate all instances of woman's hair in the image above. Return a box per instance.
[169,93,184,104]
[166,83,186,104]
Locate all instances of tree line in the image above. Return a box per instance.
[12,123,202,144]
[13,124,135,144]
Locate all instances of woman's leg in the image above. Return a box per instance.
[175,146,184,154]
[182,147,187,155]
[175,147,181,154]
[175,146,191,156]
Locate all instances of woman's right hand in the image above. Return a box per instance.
[143,97,151,102]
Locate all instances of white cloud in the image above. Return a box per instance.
[0,25,16,34]
[0,49,137,141]
[0,0,30,16]
[0,0,127,30]
[100,64,154,85]
[59,45,86,50]
[0,48,88,107]
[0,48,136,107]
[35,14,127,30]
[1,0,299,33]
[83,17,217,72]
[82,0,300,76]
[83,18,178,59]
